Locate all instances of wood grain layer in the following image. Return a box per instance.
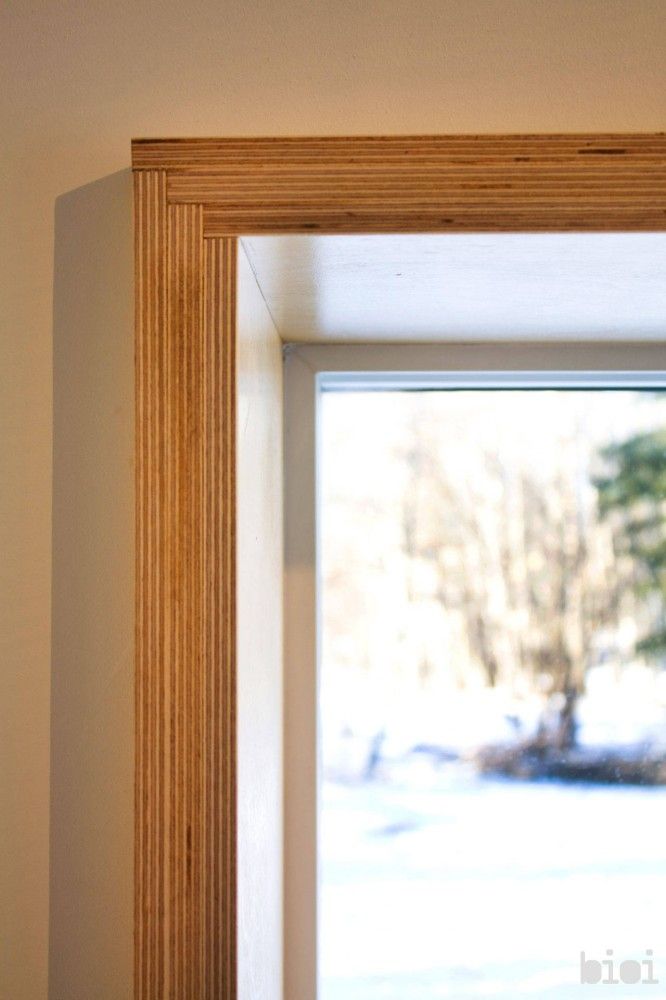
[203,235,238,1000]
[135,169,237,998]
[201,207,666,235]
[132,134,666,169]
[135,168,169,1000]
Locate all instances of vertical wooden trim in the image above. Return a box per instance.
[203,236,238,1000]
[135,168,168,1000]
[135,168,237,997]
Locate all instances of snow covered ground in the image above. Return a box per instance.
[320,768,666,999]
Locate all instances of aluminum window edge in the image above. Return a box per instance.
[318,370,666,392]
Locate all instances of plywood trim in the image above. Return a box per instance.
[203,236,238,1000]
[202,206,666,236]
[133,134,666,1000]
[133,134,666,234]
[135,168,169,1000]
[135,168,237,997]
[132,134,666,169]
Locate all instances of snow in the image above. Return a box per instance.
[320,771,666,999]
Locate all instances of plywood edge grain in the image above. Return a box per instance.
[132,133,666,170]
[135,169,237,998]
[132,134,666,234]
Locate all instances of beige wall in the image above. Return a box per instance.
[1,2,665,997]
[49,171,134,999]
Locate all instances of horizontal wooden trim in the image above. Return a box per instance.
[202,210,665,236]
[132,134,666,234]
[132,134,666,170]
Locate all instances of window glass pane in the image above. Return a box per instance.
[320,389,666,999]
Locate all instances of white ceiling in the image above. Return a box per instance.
[241,233,666,342]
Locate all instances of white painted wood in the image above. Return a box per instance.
[237,246,284,1000]
[243,234,666,343]
[289,341,666,379]
[283,347,319,1000]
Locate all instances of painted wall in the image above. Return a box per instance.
[49,171,134,999]
[1,1,665,997]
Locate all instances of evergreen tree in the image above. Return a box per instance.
[596,426,666,655]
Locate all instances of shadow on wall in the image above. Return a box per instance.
[50,170,134,1000]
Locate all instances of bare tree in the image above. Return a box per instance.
[397,408,629,748]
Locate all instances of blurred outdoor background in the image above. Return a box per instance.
[320,389,666,1000]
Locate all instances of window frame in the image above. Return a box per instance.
[283,341,666,997]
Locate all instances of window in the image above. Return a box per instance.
[284,346,666,999]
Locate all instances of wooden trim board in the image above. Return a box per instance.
[132,134,666,999]
[134,134,666,234]
[134,172,236,998]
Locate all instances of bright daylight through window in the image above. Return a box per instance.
[320,388,666,1000]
